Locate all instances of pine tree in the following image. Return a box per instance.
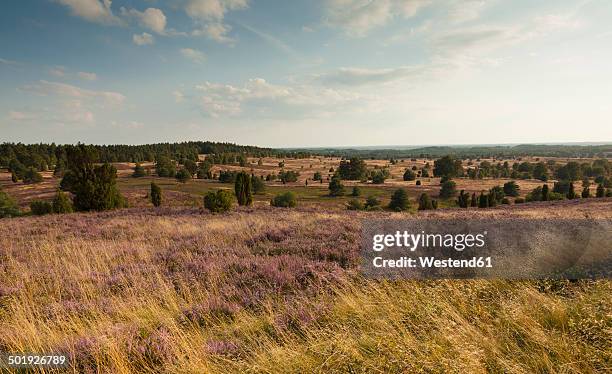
[150,182,162,207]
[596,183,605,198]
[234,171,253,206]
[389,189,410,211]
[581,186,590,198]
[132,163,146,178]
[478,192,488,208]
[418,193,433,210]
[470,193,478,207]
[328,176,345,197]
[567,182,576,199]
[541,184,549,201]
[456,190,469,208]
[52,189,73,213]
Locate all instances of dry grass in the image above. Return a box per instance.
[0,200,610,373]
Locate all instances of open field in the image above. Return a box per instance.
[0,199,610,373]
[0,155,602,211]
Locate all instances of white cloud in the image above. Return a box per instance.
[184,0,248,43]
[447,0,488,23]
[172,90,185,103]
[78,71,98,81]
[133,32,155,46]
[121,7,167,34]
[180,48,206,63]
[319,66,428,86]
[49,66,66,77]
[22,80,125,106]
[324,0,430,36]
[190,78,361,117]
[57,0,122,25]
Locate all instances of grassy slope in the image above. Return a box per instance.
[0,200,610,373]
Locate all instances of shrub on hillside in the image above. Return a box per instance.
[328,176,345,197]
[0,188,20,218]
[150,182,162,207]
[30,200,53,216]
[364,196,381,211]
[403,169,416,181]
[418,193,436,211]
[271,192,297,208]
[23,167,43,184]
[52,190,73,213]
[503,181,520,197]
[176,169,192,183]
[204,190,233,213]
[439,180,457,199]
[251,175,265,194]
[234,172,253,206]
[346,199,363,211]
[132,163,146,178]
[389,189,410,211]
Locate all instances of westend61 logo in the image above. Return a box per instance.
[371,230,491,269]
[361,219,611,279]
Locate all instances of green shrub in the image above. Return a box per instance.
[364,196,380,210]
[389,189,410,211]
[30,200,53,216]
[328,176,345,197]
[271,192,297,208]
[351,186,361,197]
[234,172,253,206]
[176,168,192,183]
[23,167,43,184]
[503,181,519,197]
[439,180,457,199]
[132,163,146,178]
[515,197,525,204]
[0,189,21,218]
[52,190,73,213]
[150,182,162,207]
[251,175,265,194]
[403,169,416,181]
[418,193,435,210]
[346,199,363,210]
[204,190,233,213]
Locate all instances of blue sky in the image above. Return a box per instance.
[1,0,611,147]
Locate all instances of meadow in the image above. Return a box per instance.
[0,154,610,373]
[0,197,611,372]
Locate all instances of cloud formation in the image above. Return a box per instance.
[57,0,123,25]
[180,48,206,63]
[121,7,167,34]
[133,32,154,45]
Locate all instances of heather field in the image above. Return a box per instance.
[1,199,610,373]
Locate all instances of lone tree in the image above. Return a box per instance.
[337,158,368,180]
[204,190,233,213]
[52,189,73,213]
[328,176,345,196]
[389,188,410,211]
[439,180,457,199]
[132,163,146,178]
[234,171,253,206]
[503,181,520,197]
[150,182,162,207]
[403,169,416,181]
[61,144,125,212]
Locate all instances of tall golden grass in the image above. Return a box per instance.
[0,202,610,373]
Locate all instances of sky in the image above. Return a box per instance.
[1,0,611,147]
